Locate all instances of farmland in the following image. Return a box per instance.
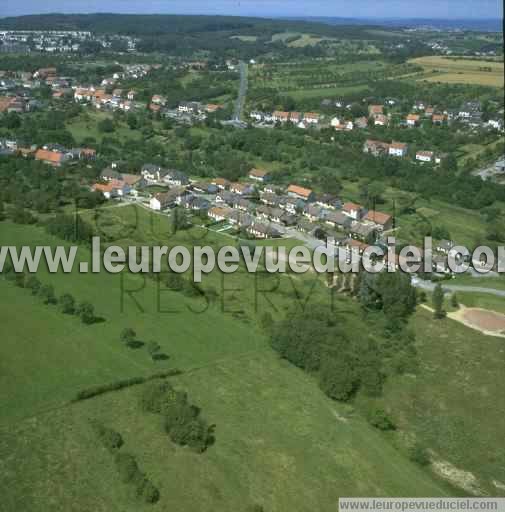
[409,56,504,88]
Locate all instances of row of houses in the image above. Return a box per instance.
[249,110,321,127]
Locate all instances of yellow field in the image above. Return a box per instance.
[409,56,504,87]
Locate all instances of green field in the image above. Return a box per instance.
[381,308,505,496]
[0,218,457,510]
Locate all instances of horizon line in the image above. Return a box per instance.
[0,12,502,22]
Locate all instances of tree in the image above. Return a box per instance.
[0,200,4,221]
[59,293,76,314]
[126,113,138,130]
[98,118,114,133]
[451,293,459,309]
[432,283,446,319]
[146,341,161,359]
[39,284,57,305]
[318,355,358,402]
[25,275,41,295]
[120,327,136,345]
[368,407,396,431]
[76,302,95,324]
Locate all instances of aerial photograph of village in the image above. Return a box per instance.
[0,0,504,511]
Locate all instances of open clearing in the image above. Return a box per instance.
[450,306,505,337]
[409,56,504,87]
[381,309,505,496]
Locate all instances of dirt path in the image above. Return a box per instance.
[420,304,505,338]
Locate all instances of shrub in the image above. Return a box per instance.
[140,479,160,504]
[38,284,57,305]
[120,327,136,345]
[409,442,430,466]
[368,407,396,431]
[140,380,174,413]
[76,302,95,324]
[25,275,42,295]
[59,293,76,314]
[114,452,139,483]
[91,421,124,452]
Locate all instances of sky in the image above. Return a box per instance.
[1,0,503,19]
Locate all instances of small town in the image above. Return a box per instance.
[0,6,504,512]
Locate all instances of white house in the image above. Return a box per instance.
[388,142,408,158]
[416,151,434,163]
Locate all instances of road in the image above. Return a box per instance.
[411,276,505,297]
[233,61,248,122]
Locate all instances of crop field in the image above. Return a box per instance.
[409,56,504,88]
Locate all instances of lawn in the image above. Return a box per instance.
[409,56,504,88]
[381,308,505,496]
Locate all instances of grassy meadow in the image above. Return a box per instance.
[0,217,458,510]
[380,308,505,496]
[409,56,504,88]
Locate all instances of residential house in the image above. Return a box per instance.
[304,112,320,125]
[315,194,340,210]
[233,197,254,211]
[149,188,185,211]
[303,204,324,222]
[354,116,368,129]
[283,196,304,215]
[325,211,352,231]
[350,221,376,241]
[151,95,167,106]
[363,139,390,156]
[436,239,455,255]
[416,151,434,163]
[211,177,230,190]
[363,210,393,231]
[215,190,236,206]
[342,201,364,220]
[34,148,71,167]
[287,184,315,202]
[247,222,280,239]
[249,168,270,182]
[388,141,408,158]
[373,114,388,127]
[289,112,301,124]
[432,113,446,125]
[180,195,210,211]
[141,163,164,183]
[163,170,189,187]
[260,191,281,207]
[208,206,233,222]
[368,105,383,116]
[406,114,420,127]
[272,111,290,123]
[230,182,254,196]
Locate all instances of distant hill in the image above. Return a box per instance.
[0,13,370,37]
[283,16,503,33]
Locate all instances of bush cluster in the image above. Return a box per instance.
[140,380,214,453]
